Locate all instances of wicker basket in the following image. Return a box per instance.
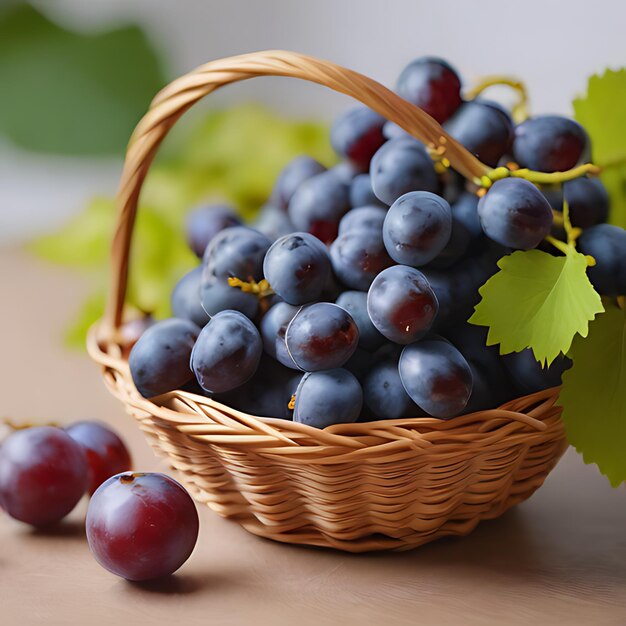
[88,50,567,552]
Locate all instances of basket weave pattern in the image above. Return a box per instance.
[89,51,567,552]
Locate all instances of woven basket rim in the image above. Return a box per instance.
[88,323,561,451]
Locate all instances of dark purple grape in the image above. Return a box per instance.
[171,267,210,327]
[260,301,300,369]
[129,319,199,398]
[444,100,513,167]
[513,115,589,173]
[285,303,359,372]
[446,323,515,408]
[451,191,482,239]
[272,156,326,210]
[86,473,199,581]
[293,369,362,428]
[0,427,88,526]
[349,174,387,208]
[185,204,241,258]
[363,358,422,419]
[370,137,439,205]
[578,224,626,296]
[191,310,262,394]
[202,226,271,284]
[338,205,387,236]
[502,349,572,396]
[367,265,438,344]
[383,191,452,266]
[543,177,610,229]
[343,347,379,381]
[396,57,463,123]
[336,290,385,352]
[253,203,296,241]
[66,421,132,495]
[215,356,296,419]
[330,228,394,290]
[199,278,259,319]
[288,170,351,243]
[263,232,331,305]
[399,337,473,418]
[478,178,553,249]
[331,106,386,169]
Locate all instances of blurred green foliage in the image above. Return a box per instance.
[0,3,166,154]
[31,104,335,346]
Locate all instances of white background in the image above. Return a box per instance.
[2,0,625,241]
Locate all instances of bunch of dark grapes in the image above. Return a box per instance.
[128,56,624,429]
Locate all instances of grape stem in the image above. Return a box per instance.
[227,277,275,298]
[476,163,602,190]
[2,418,58,431]
[465,75,530,123]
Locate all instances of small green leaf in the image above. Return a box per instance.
[0,4,166,154]
[573,68,626,228]
[558,302,626,486]
[469,248,604,365]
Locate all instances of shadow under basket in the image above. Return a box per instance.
[89,50,568,552]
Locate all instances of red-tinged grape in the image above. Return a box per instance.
[0,426,88,526]
[86,472,199,581]
[330,106,386,169]
[66,421,132,495]
[367,265,438,345]
[396,57,462,124]
[513,115,588,173]
[185,204,241,258]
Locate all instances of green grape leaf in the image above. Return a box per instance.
[469,248,604,365]
[573,68,626,228]
[0,4,166,154]
[558,303,626,486]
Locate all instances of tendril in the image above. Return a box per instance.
[466,75,530,123]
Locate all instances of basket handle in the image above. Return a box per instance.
[104,50,490,336]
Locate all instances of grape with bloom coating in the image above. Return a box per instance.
[288,170,351,243]
[202,226,271,284]
[336,290,385,352]
[86,472,199,581]
[66,421,132,495]
[338,205,387,236]
[577,224,626,296]
[0,427,88,526]
[185,204,241,258]
[444,100,513,167]
[272,156,326,209]
[331,106,386,169]
[396,57,462,124]
[171,267,210,327]
[129,319,199,398]
[513,115,588,173]
[260,301,300,369]
[349,174,386,208]
[330,228,393,290]
[370,137,439,206]
[477,178,553,250]
[293,369,362,428]
[367,265,438,344]
[263,232,331,305]
[191,310,262,393]
[363,358,421,419]
[285,302,359,371]
[383,191,452,267]
[399,337,473,418]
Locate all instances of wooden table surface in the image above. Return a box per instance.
[1,247,625,626]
